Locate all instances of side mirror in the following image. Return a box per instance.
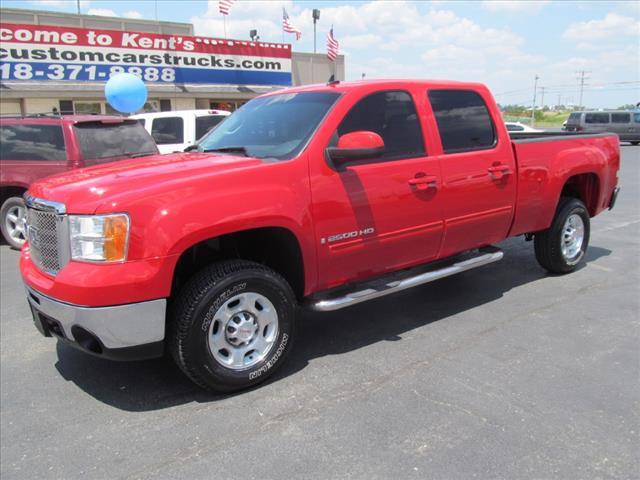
[326,131,385,170]
[184,144,199,152]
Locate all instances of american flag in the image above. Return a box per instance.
[282,8,301,41]
[219,0,235,16]
[327,26,339,61]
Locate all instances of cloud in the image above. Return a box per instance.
[563,13,640,40]
[30,0,90,8]
[480,1,550,13]
[86,8,116,17]
[123,10,143,19]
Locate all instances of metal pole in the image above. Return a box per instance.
[223,16,227,39]
[313,21,317,54]
[531,74,539,126]
[76,0,81,15]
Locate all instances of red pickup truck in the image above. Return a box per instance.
[20,80,620,392]
[0,115,158,249]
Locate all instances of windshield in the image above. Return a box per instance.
[198,92,340,160]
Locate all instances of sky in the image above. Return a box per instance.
[2,0,639,108]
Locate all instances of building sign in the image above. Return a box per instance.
[0,23,292,86]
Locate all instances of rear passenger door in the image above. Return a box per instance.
[0,123,70,186]
[150,116,185,153]
[584,112,610,134]
[427,89,517,257]
[610,112,634,141]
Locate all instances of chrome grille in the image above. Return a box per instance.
[24,195,69,276]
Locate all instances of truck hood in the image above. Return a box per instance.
[28,152,264,214]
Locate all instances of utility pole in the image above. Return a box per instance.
[312,9,320,54]
[539,86,545,110]
[576,70,590,108]
[531,74,539,126]
[76,0,81,15]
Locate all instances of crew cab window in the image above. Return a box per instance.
[585,113,610,124]
[0,124,67,161]
[336,90,425,160]
[195,115,226,140]
[74,121,157,163]
[428,90,496,153]
[151,117,184,144]
[611,113,630,123]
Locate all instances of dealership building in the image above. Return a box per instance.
[0,7,345,115]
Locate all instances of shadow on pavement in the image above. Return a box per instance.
[54,237,611,411]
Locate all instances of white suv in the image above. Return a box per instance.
[132,109,231,154]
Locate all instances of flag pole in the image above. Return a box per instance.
[223,15,227,39]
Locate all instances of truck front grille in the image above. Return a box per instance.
[24,195,69,276]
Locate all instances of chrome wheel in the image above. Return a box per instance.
[207,292,279,370]
[561,213,584,264]
[4,203,27,245]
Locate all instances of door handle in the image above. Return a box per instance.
[408,175,438,190]
[487,165,512,180]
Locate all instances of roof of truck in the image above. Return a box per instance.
[263,79,489,96]
[0,114,133,125]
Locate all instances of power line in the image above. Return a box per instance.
[531,74,539,126]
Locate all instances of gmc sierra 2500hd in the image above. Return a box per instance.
[21,80,620,392]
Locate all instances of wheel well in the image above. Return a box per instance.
[560,173,599,216]
[0,186,27,206]
[171,227,305,300]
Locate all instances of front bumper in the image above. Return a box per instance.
[26,286,166,361]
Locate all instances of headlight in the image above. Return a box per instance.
[69,214,130,262]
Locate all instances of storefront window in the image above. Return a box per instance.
[74,102,102,114]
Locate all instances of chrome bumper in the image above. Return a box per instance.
[26,287,166,360]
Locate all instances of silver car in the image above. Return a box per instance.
[565,110,640,145]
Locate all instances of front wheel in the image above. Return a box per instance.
[169,260,296,392]
[534,197,590,274]
[1,196,27,250]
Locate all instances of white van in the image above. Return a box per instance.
[132,109,231,153]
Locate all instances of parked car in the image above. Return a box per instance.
[0,115,158,249]
[505,121,543,133]
[565,110,640,145]
[132,109,231,153]
[21,80,620,392]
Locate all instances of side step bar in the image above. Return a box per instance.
[309,248,504,312]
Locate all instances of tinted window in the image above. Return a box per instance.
[506,124,524,131]
[611,113,630,123]
[151,117,184,144]
[337,90,424,160]
[74,121,157,163]
[428,90,496,153]
[198,92,340,160]
[634,113,640,123]
[0,124,67,161]
[195,115,226,140]
[585,113,610,124]
[567,112,581,123]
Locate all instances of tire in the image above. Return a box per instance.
[534,197,590,274]
[0,196,27,250]
[169,260,296,392]
[630,142,639,146]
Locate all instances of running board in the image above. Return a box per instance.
[308,247,504,312]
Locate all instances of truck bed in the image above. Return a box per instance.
[509,131,615,142]
[508,131,620,238]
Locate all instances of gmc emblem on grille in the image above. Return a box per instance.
[27,226,41,250]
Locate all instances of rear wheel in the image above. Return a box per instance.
[534,197,590,274]
[169,260,296,392]
[630,141,639,146]
[0,197,27,250]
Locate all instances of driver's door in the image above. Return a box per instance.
[309,89,444,290]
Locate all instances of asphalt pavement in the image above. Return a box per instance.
[1,146,639,480]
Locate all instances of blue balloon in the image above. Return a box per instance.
[105,73,148,113]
